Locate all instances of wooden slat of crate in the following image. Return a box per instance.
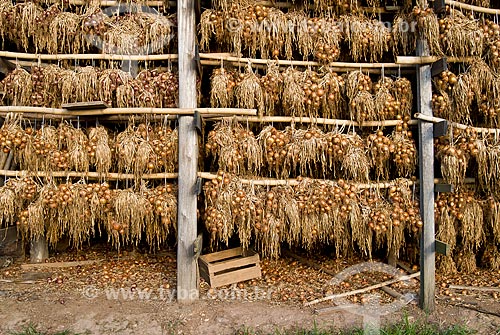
[198,247,261,288]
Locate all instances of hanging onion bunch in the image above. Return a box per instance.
[308,17,342,63]
[110,187,153,249]
[434,70,458,93]
[392,77,413,118]
[87,126,113,174]
[1,66,33,106]
[392,13,416,56]
[260,63,283,116]
[412,6,443,55]
[366,129,395,180]
[481,20,500,70]
[115,124,141,174]
[144,184,177,249]
[342,14,392,62]
[282,67,305,117]
[203,171,239,247]
[435,128,478,189]
[48,11,82,54]
[335,132,370,183]
[435,191,484,273]
[150,124,178,173]
[98,69,133,107]
[391,128,417,178]
[206,120,261,174]
[234,64,264,116]
[285,127,328,178]
[346,71,375,123]
[210,67,236,109]
[476,135,500,197]
[373,77,399,120]
[82,7,109,43]
[484,198,500,269]
[58,122,90,173]
[0,117,28,155]
[431,92,452,120]
[439,11,483,57]
[321,70,345,119]
[259,126,293,177]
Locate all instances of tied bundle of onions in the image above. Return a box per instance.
[439,11,483,58]
[206,120,261,174]
[366,130,395,181]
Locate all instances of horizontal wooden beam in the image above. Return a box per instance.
[397,56,476,65]
[222,116,404,127]
[199,53,414,69]
[0,51,178,62]
[0,106,257,117]
[445,0,500,15]
[0,169,178,180]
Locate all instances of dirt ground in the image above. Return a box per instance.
[0,247,499,335]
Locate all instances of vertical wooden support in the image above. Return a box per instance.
[177,0,199,302]
[417,37,436,311]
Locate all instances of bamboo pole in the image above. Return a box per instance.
[197,172,418,189]
[445,0,500,14]
[0,51,178,61]
[0,170,178,180]
[396,56,477,65]
[224,116,404,127]
[199,53,414,68]
[0,107,257,117]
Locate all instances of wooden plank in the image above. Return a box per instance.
[305,272,420,306]
[417,33,436,313]
[435,240,450,256]
[434,184,454,193]
[200,247,244,263]
[62,101,109,110]
[21,259,103,269]
[210,265,262,288]
[209,253,260,274]
[177,0,199,303]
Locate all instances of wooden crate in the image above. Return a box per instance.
[198,247,261,288]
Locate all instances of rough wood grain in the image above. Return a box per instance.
[417,35,436,313]
[177,0,199,303]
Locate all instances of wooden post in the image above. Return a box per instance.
[177,0,199,302]
[417,25,436,311]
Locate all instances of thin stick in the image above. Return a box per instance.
[304,272,420,306]
[21,259,104,269]
[449,285,500,293]
[0,107,257,117]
